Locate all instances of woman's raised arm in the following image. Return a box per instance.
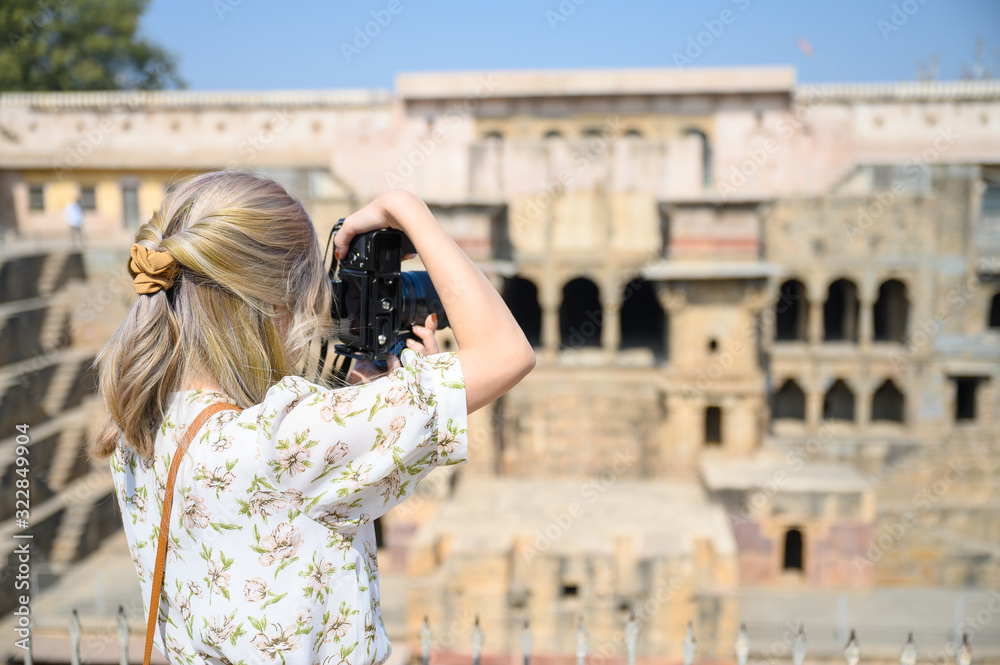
[334,190,536,413]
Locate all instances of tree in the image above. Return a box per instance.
[0,0,184,91]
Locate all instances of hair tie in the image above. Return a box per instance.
[129,243,180,295]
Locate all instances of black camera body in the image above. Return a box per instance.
[329,222,449,362]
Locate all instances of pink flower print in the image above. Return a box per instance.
[258,523,303,567]
[315,504,351,528]
[204,614,237,646]
[437,429,460,455]
[186,580,204,598]
[376,471,403,502]
[252,623,302,660]
[128,545,146,580]
[206,558,231,595]
[305,558,334,594]
[321,611,352,644]
[174,592,192,622]
[384,384,408,406]
[284,488,304,508]
[244,577,268,603]
[342,462,372,493]
[212,435,235,452]
[319,388,360,422]
[324,441,350,466]
[278,440,310,477]
[197,464,235,494]
[248,490,288,517]
[165,636,189,661]
[181,494,211,530]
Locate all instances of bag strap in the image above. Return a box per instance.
[144,401,242,665]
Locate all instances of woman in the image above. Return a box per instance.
[94,171,534,665]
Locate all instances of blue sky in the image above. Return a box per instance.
[141,0,1000,91]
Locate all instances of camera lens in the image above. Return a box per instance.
[399,271,450,330]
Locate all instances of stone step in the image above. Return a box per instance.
[47,471,113,572]
[37,252,70,297]
[41,356,84,416]
[47,416,87,491]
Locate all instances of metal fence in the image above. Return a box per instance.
[9,608,994,665]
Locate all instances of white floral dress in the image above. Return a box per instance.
[110,350,468,665]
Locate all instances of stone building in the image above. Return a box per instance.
[0,68,998,662]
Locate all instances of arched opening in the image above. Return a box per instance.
[872,379,905,423]
[503,276,542,347]
[560,278,602,349]
[824,279,859,342]
[704,406,722,445]
[990,293,1000,329]
[544,130,564,140]
[483,131,504,141]
[874,279,909,342]
[624,128,643,138]
[775,279,808,341]
[783,527,804,571]
[581,127,603,137]
[773,379,806,420]
[823,379,855,422]
[620,278,665,359]
[683,127,712,188]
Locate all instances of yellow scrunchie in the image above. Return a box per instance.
[128,243,180,295]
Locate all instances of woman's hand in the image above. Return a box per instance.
[334,191,402,260]
[407,313,439,355]
[349,314,439,384]
[339,190,535,412]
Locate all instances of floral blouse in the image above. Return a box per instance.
[110,350,468,665]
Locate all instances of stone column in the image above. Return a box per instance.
[540,277,561,362]
[858,280,875,350]
[808,300,824,346]
[601,281,622,358]
[856,379,872,428]
[806,380,824,434]
[656,283,689,370]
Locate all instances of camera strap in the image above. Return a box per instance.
[144,401,242,665]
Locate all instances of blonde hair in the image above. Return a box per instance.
[93,171,332,460]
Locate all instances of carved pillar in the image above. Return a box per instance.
[656,283,689,370]
[808,300,824,346]
[540,276,561,362]
[856,380,872,428]
[601,281,622,357]
[806,381,824,434]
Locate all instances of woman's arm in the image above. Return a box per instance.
[334,190,535,413]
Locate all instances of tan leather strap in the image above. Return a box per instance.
[144,402,242,665]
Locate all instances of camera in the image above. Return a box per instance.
[328,220,449,363]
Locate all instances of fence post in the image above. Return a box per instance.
[23,620,33,665]
[116,605,130,665]
[956,634,972,665]
[900,632,916,665]
[844,630,861,665]
[793,626,807,665]
[625,612,638,665]
[520,620,532,665]
[471,615,483,665]
[735,624,749,665]
[419,616,433,665]
[683,622,697,665]
[575,616,588,665]
[69,609,81,665]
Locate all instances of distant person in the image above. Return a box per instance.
[64,197,83,246]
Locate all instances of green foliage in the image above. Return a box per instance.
[0,0,184,91]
